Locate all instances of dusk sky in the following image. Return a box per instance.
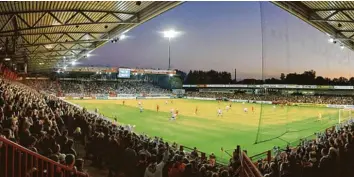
[81,1,354,80]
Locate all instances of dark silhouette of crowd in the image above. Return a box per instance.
[257,120,354,177]
[1,78,242,177]
[0,78,87,176]
[4,77,354,177]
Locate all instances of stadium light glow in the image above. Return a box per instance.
[63,66,67,70]
[169,73,174,77]
[45,44,53,49]
[4,58,11,61]
[71,60,76,66]
[341,45,345,50]
[120,34,126,40]
[123,29,129,34]
[39,62,44,65]
[328,38,334,43]
[162,29,181,70]
[163,29,179,39]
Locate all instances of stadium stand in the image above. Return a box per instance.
[0,78,263,177]
[17,79,354,177]
[186,92,354,105]
[23,80,171,96]
[4,75,354,177]
[257,119,354,177]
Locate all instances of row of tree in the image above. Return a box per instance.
[183,69,354,85]
[184,70,232,84]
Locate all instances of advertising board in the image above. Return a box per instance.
[118,68,131,78]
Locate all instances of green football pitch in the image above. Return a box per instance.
[68,99,345,163]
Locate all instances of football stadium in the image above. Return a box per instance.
[1,1,354,177]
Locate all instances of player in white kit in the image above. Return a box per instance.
[170,108,174,114]
[217,108,223,117]
[165,101,168,105]
[244,107,248,113]
[170,113,176,121]
[225,105,230,111]
[138,101,142,106]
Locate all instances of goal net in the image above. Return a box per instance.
[255,104,340,145]
[339,108,353,124]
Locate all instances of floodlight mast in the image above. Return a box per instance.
[163,29,179,70]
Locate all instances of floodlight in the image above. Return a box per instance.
[328,38,334,43]
[120,34,126,40]
[4,58,11,61]
[71,60,76,66]
[45,44,53,49]
[163,29,179,39]
[52,21,61,26]
[63,66,67,70]
[169,73,174,77]
[341,45,345,50]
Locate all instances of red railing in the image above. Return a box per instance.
[240,151,263,177]
[0,136,88,177]
[180,145,263,177]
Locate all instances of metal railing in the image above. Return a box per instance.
[0,136,88,177]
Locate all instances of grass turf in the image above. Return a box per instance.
[68,99,346,163]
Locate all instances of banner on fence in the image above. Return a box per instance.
[327,104,354,109]
[186,97,216,101]
[230,99,248,103]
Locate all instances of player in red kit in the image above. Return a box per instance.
[157,105,159,112]
[123,100,125,106]
[195,106,198,115]
[252,106,254,113]
[175,109,179,115]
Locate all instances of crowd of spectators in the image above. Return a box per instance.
[0,78,93,176]
[257,120,354,177]
[1,78,242,177]
[186,92,354,105]
[23,80,170,96]
[5,79,354,177]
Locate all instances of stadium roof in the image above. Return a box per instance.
[273,1,354,51]
[0,1,182,71]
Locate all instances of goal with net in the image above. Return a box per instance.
[339,108,353,124]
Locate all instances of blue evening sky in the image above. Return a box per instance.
[81,2,354,80]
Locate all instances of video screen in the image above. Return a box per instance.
[118,68,131,78]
